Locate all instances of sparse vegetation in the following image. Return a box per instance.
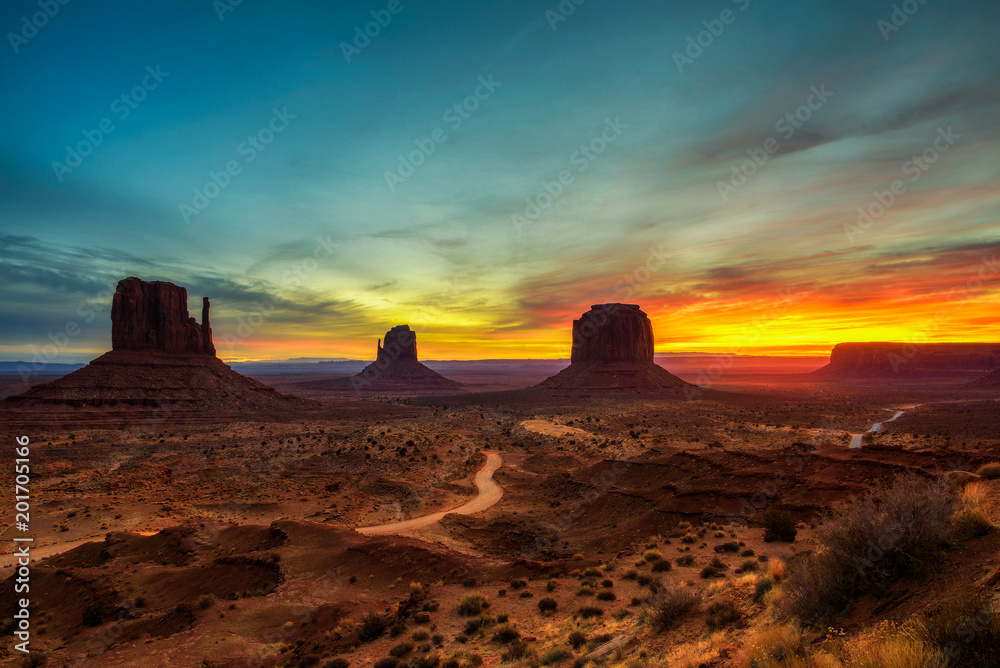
[784,475,957,623]
[763,509,798,543]
[538,597,558,614]
[977,463,1000,479]
[457,593,489,616]
[705,598,742,631]
[651,585,699,632]
[359,612,388,642]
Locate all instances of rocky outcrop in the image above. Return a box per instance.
[352,325,461,393]
[816,342,1000,377]
[377,325,418,362]
[571,304,654,364]
[538,304,692,395]
[4,277,306,418]
[111,277,215,355]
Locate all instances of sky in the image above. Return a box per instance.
[1,0,998,362]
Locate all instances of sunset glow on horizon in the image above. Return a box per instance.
[2,1,998,364]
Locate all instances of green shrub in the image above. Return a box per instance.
[567,630,587,649]
[751,577,774,604]
[651,559,672,573]
[576,606,603,619]
[713,541,739,553]
[595,591,616,602]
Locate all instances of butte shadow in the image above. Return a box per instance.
[3,277,309,423]
[287,324,463,396]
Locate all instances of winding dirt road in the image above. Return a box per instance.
[356,452,504,536]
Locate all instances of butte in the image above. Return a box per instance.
[5,277,305,419]
[535,303,694,396]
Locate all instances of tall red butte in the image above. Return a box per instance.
[6,277,303,416]
[536,303,693,395]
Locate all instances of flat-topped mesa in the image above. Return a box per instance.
[537,303,692,395]
[111,277,215,355]
[817,342,1000,377]
[377,324,418,362]
[571,304,654,364]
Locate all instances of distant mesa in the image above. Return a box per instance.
[5,277,304,416]
[815,342,1000,378]
[971,367,1000,388]
[536,304,694,395]
[351,325,462,392]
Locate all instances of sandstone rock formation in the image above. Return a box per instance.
[5,278,305,419]
[352,325,461,393]
[537,304,692,395]
[112,277,215,355]
[815,342,1000,378]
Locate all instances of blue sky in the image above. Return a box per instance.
[2,0,999,361]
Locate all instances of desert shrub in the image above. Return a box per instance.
[576,606,603,619]
[740,548,756,557]
[784,475,957,623]
[623,569,638,580]
[539,647,571,665]
[461,577,477,588]
[198,594,215,610]
[500,641,533,662]
[954,482,995,539]
[676,555,695,566]
[714,541,740,553]
[642,550,663,563]
[763,510,798,543]
[601,579,614,588]
[595,591,616,601]
[736,558,759,574]
[457,593,489,616]
[510,578,527,590]
[389,622,406,637]
[751,577,775,604]
[575,585,595,596]
[412,629,430,642]
[681,533,697,544]
[134,596,146,608]
[567,630,588,649]
[705,598,742,631]
[409,656,440,668]
[651,559,672,573]
[733,623,804,667]
[389,642,413,657]
[496,612,509,623]
[582,567,602,578]
[463,615,493,635]
[359,612,387,642]
[373,659,399,668]
[651,586,699,632]
[538,598,558,614]
[321,660,350,668]
[701,557,727,579]
[976,463,1000,479]
[849,627,944,668]
[82,603,104,627]
[491,623,520,644]
[546,580,557,592]
[920,590,1000,666]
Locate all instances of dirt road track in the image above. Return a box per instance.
[356,452,504,536]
